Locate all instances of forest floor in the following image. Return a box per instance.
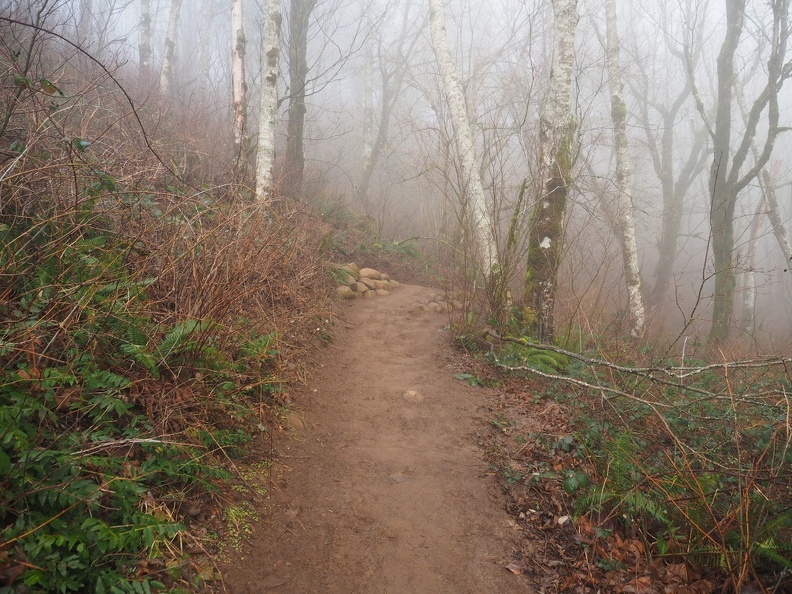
[217,283,539,593]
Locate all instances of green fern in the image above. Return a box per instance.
[497,341,569,373]
[155,319,212,361]
[119,326,159,378]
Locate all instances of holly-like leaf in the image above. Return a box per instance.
[73,137,92,152]
[13,76,31,89]
[39,78,64,96]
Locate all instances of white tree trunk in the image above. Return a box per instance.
[255,0,282,201]
[231,0,248,153]
[605,0,645,337]
[740,198,765,333]
[159,0,183,95]
[428,0,496,276]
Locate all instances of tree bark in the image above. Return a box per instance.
[284,0,318,196]
[707,0,745,343]
[231,0,248,161]
[605,0,645,338]
[255,0,282,201]
[524,0,579,342]
[428,0,496,277]
[159,0,184,95]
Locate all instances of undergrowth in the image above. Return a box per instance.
[0,16,330,591]
[489,334,792,592]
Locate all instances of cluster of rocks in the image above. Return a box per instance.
[412,292,465,314]
[334,262,401,299]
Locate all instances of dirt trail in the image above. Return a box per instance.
[223,284,532,593]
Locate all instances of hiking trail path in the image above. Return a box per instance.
[222,283,535,593]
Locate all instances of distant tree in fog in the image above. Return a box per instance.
[284,0,318,195]
[160,0,184,94]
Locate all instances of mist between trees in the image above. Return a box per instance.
[5,0,792,350]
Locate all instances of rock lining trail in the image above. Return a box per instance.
[222,283,534,593]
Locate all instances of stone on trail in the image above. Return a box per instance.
[428,302,444,313]
[402,390,424,403]
[375,289,390,296]
[336,286,357,299]
[360,277,378,290]
[362,290,375,299]
[355,281,369,293]
[285,411,306,431]
[359,267,382,280]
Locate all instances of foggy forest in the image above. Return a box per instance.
[1,0,791,592]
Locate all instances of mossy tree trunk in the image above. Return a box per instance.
[523,0,579,343]
[231,0,248,166]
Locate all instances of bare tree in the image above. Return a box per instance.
[523,0,579,342]
[693,0,791,342]
[604,0,644,337]
[160,0,184,95]
[255,0,282,200]
[357,0,420,214]
[428,0,496,277]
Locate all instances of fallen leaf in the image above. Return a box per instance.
[689,580,716,593]
[4,564,25,587]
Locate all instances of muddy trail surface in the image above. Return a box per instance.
[222,284,534,593]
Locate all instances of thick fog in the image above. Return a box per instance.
[5,0,792,348]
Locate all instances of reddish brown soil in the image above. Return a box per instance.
[220,284,535,593]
